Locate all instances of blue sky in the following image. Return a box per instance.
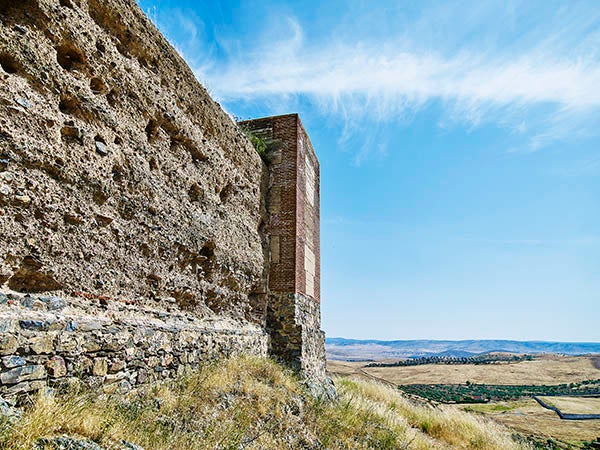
[138,0,600,342]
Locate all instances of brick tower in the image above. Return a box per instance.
[239,114,326,381]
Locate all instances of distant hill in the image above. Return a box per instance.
[326,338,600,361]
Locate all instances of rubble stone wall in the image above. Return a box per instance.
[267,293,326,381]
[0,292,268,397]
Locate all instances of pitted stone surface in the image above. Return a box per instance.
[0,0,268,323]
[0,0,329,395]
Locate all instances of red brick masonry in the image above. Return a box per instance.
[240,114,320,303]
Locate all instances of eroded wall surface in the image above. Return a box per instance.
[0,0,267,322]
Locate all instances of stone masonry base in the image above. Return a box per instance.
[267,293,327,382]
[0,291,268,398]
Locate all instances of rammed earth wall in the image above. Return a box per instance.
[0,0,267,321]
[0,0,329,399]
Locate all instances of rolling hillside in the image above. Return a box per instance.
[326,338,600,361]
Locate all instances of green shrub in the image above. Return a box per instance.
[237,120,275,163]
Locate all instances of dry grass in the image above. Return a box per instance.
[328,355,600,385]
[0,356,532,450]
[335,379,531,450]
[328,356,600,445]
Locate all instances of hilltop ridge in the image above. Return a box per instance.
[327,338,600,360]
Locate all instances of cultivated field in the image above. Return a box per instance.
[538,396,600,415]
[327,355,600,446]
[328,354,600,385]
[461,398,600,443]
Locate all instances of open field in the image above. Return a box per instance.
[538,396,600,415]
[327,355,600,446]
[460,398,600,443]
[328,354,600,385]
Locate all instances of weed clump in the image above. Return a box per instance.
[237,120,276,163]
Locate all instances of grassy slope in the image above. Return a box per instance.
[0,356,531,450]
[328,357,600,445]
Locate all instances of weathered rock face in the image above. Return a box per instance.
[0,0,268,322]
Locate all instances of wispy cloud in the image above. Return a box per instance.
[203,31,600,110]
[457,236,600,246]
[199,5,600,153]
[146,1,600,154]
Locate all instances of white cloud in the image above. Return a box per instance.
[148,1,600,154]
[205,38,600,110]
[214,31,593,100]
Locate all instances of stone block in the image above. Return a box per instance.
[55,333,81,353]
[82,335,101,352]
[79,321,103,332]
[1,364,46,384]
[0,319,15,333]
[1,355,25,369]
[46,356,67,378]
[30,335,54,354]
[102,332,130,351]
[0,335,18,356]
[3,380,45,395]
[105,372,127,382]
[19,320,50,331]
[109,360,126,373]
[92,358,108,376]
[73,356,92,375]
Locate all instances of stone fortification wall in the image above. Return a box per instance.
[0,0,329,399]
